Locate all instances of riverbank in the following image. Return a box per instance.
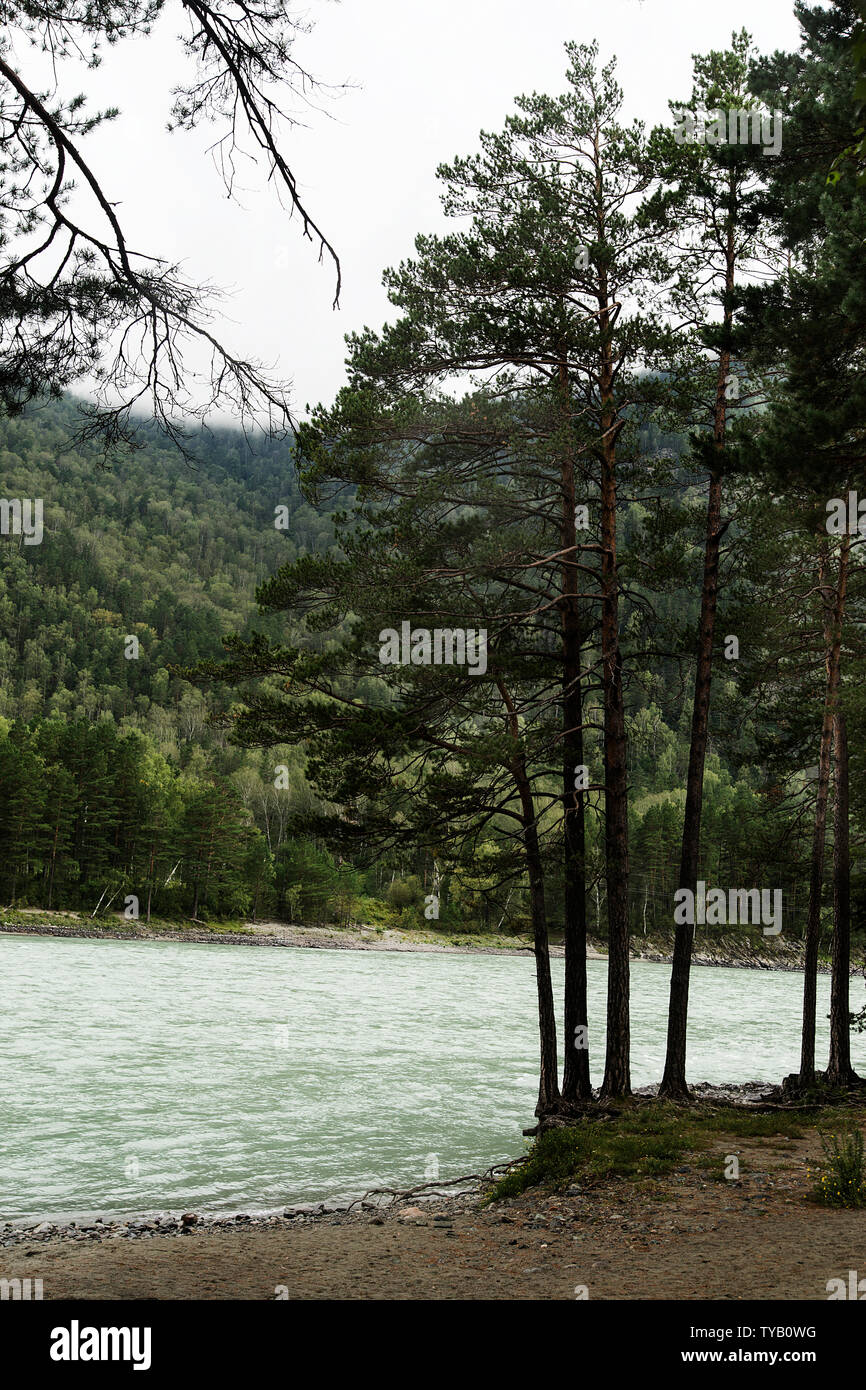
[0,911,853,972]
[4,1100,863,1299]
[0,913,545,958]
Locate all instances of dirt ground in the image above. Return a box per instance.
[4,1126,863,1300]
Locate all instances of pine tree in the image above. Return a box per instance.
[292,42,674,1098]
[641,32,783,1098]
[743,0,866,1086]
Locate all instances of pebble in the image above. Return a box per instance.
[0,1183,560,1249]
[398,1206,426,1222]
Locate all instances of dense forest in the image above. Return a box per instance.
[0,398,334,920]
[0,393,855,943]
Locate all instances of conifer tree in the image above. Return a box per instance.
[641,32,781,1098]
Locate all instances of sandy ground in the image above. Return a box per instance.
[4,1126,862,1301]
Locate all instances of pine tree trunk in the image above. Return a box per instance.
[599,441,630,1099]
[800,538,846,1083]
[593,248,631,1100]
[519,775,561,1116]
[498,678,560,1116]
[558,356,591,1103]
[827,709,856,1084]
[661,187,736,1101]
[660,471,724,1099]
[562,658,590,1101]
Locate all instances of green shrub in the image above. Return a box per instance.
[812,1127,866,1208]
[353,895,400,927]
[386,876,422,910]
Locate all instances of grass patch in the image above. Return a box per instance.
[490,1103,830,1201]
[713,1112,806,1140]
[493,1106,705,1199]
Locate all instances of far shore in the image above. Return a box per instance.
[0,913,850,973]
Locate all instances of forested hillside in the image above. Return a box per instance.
[0,398,334,920]
[0,396,334,727]
[0,394,849,942]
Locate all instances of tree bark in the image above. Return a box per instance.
[497,676,561,1115]
[800,537,847,1083]
[826,706,857,1084]
[518,768,562,1116]
[558,356,592,1103]
[660,170,737,1101]
[659,470,725,1100]
[599,435,630,1099]
[562,665,590,1102]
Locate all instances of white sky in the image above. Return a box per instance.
[15,0,805,420]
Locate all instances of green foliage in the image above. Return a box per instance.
[386,876,422,910]
[0,382,835,935]
[492,1105,816,1199]
[0,398,333,736]
[352,895,401,927]
[492,1108,699,1198]
[812,1126,866,1208]
[0,717,269,918]
[272,838,369,926]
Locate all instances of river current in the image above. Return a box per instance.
[1,932,861,1220]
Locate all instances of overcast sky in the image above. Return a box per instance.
[24,0,806,421]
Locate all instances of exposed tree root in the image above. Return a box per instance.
[343,1157,529,1212]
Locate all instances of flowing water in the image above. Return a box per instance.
[1,932,862,1221]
